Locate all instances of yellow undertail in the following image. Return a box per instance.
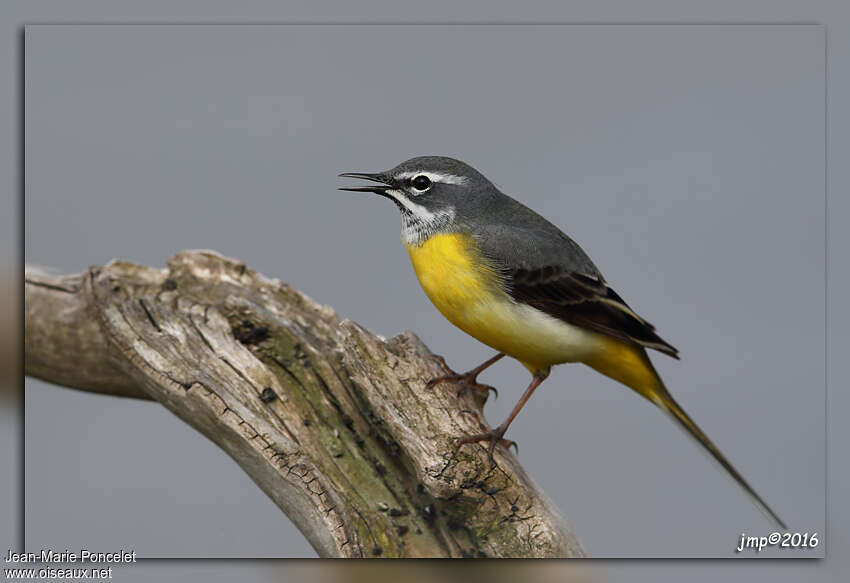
[587,342,786,529]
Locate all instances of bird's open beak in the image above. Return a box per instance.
[337,172,394,196]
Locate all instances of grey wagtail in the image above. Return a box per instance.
[340,155,785,529]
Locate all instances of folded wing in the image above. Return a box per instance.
[504,265,679,358]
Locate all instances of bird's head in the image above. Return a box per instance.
[339,156,492,245]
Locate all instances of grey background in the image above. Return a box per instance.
[23,24,824,559]
[22,24,825,558]
[3,0,848,580]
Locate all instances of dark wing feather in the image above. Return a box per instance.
[507,265,679,358]
[459,189,678,358]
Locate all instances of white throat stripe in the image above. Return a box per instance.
[385,189,455,246]
[396,171,469,186]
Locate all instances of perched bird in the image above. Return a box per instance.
[340,156,785,528]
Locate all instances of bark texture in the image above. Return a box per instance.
[24,250,585,558]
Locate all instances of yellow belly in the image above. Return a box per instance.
[406,233,606,373]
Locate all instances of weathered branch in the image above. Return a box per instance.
[24,250,584,558]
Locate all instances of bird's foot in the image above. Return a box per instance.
[457,424,517,467]
[426,355,499,399]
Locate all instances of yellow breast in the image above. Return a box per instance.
[406,232,499,315]
[406,232,605,373]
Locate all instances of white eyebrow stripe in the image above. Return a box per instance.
[396,171,469,185]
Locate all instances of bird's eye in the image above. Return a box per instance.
[411,175,431,192]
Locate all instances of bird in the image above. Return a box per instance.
[339,155,785,529]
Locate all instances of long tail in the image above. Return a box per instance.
[585,343,786,529]
[653,387,787,530]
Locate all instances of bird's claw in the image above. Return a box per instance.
[457,426,518,467]
[426,356,499,399]
[430,354,454,375]
[428,376,498,399]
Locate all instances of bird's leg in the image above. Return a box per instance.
[458,373,547,466]
[427,352,505,398]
